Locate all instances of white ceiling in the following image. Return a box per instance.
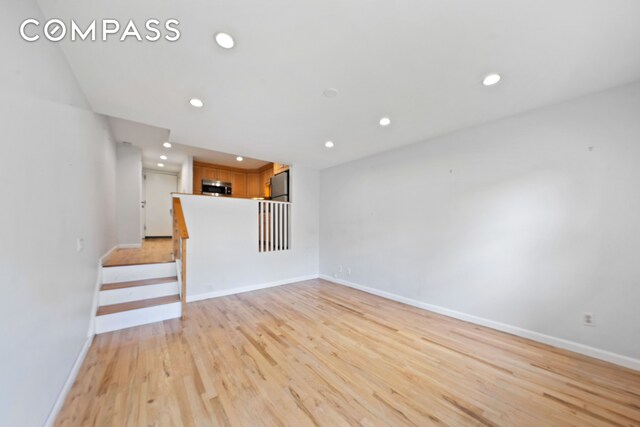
[39,0,640,169]
[107,116,269,173]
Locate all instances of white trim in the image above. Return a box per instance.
[319,275,640,372]
[102,261,176,283]
[187,275,319,303]
[176,258,183,300]
[143,168,179,177]
[43,336,93,427]
[95,302,182,334]
[99,281,179,305]
[101,244,119,263]
[86,244,119,337]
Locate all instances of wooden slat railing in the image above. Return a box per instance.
[258,200,290,252]
[172,197,189,319]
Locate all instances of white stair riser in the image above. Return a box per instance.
[99,282,179,306]
[102,262,176,283]
[95,302,181,334]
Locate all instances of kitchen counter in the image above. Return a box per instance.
[172,192,268,201]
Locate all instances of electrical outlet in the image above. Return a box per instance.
[76,238,84,252]
[583,312,595,326]
[347,268,352,275]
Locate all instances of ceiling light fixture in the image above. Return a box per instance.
[325,141,334,148]
[157,163,165,167]
[215,32,234,49]
[160,155,167,160]
[163,142,172,148]
[189,98,204,108]
[236,156,244,162]
[482,73,501,86]
[379,117,391,126]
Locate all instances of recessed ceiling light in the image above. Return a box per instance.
[215,32,234,49]
[379,117,391,126]
[163,142,172,148]
[189,98,204,108]
[325,141,334,148]
[482,73,501,86]
[236,156,244,162]
[160,155,167,160]
[157,163,165,167]
[323,88,339,98]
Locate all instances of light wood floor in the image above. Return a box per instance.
[103,238,173,267]
[56,280,640,426]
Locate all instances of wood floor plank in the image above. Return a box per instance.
[57,280,640,427]
[103,238,173,267]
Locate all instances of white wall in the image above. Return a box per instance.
[0,1,117,426]
[179,166,319,298]
[116,143,142,245]
[179,156,193,194]
[320,82,640,363]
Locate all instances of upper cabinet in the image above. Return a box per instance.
[193,166,204,195]
[246,173,260,198]
[260,167,273,198]
[216,169,231,183]
[203,168,218,181]
[231,172,247,197]
[273,163,289,175]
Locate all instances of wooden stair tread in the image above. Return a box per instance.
[97,295,180,316]
[101,276,178,291]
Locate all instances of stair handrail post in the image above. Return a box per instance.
[172,196,189,320]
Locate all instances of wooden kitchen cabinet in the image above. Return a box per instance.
[195,165,231,184]
[192,161,274,198]
[231,172,247,197]
[216,169,231,183]
[193,166,204,194]
[246,173,260,198]
[260,168,273,197]
[203,168,218,181]
[273,163,289,175]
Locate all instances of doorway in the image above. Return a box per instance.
[144,171,178,237]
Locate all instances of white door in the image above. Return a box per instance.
[145,172,177,237]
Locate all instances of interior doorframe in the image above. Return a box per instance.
[140,167,146,241]
[142,168,179,239]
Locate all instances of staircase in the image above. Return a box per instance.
[95,262,182,333]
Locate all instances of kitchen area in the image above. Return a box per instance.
[100,115,296,268]
[192,161,290,201]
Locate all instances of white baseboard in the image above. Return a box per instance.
[319,275,640,372]
[100,244,119,264]
[187,275,319,303]
[43,335,93,427]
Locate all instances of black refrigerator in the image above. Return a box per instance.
[270,170,289,202]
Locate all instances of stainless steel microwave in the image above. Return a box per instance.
[202,180,232,196]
